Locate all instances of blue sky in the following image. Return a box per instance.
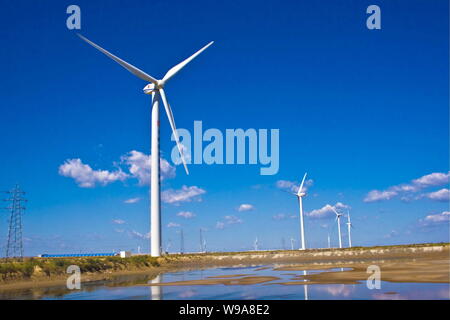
[0,0,448,256]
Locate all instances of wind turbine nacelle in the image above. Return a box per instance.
[143,83,157,94]
[298,192,306,197]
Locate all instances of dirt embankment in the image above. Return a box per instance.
[0,243,448,290]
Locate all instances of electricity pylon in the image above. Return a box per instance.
[3,185,27,258]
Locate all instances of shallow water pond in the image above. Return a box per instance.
[0,265,448,300]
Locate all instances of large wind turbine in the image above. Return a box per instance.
[332,207,343,249]
[78,35,213,257]
[346,210,354,248]
[296,173,308,250]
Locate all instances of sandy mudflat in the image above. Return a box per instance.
[270,257,450,285]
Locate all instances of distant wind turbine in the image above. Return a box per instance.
[296,173,308,250]
[199,228,206,253]
[254,237,259,251]
[78,35,214,257]
[180,229,185,254]
[346,210,354,248]
[165,240,172,253]
[283,173,309,250]
[332,207,343,249]
[290,238,295,250]
[327,233,331,249]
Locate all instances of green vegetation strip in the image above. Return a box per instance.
[0,255,162,282]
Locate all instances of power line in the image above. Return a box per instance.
[180,229,184,254]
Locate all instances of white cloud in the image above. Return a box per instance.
[216,221,225,229]
[237,204,255,212]
[364,190,398,202]
[167,222,181,228]
[128,230,150,240]
[364,171,450,203]
[224,215,243,224]
[423,188,450,202]
[417,211,450,230]
[216,215,243,229]
[161,185,206,204]
[423,211,450,224]
[112,219,126,225]
[276,178,314,194]
[58,159,128,188]
[121,150,175,185]
[383,230,399,239]
[272,213,286,221]
[412,172,450,188]
[59,150,177,188]
[307,202,349,219]
[124,197,141,204]
[272,213,296,221]
[177,211,196,219]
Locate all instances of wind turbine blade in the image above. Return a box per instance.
[297,173,307,196]
[162,41,214,84]
[78,34,158,84]
[281,189,297,196]
[331,207,339,216]
[159,88,189,175]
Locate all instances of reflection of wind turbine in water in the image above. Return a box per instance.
[150,274,163,300]
[331,207,343,249]
[303,270,309,300]
[78,35,213,257]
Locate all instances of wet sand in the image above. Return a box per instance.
[271,257,449,285]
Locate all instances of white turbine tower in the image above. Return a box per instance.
[296,173,308,250]
[78,35,213,257]
[327,233,331,249]
[346,210,354,248]
[290,238,295,250]
[332,207,343,249]
[254,237,259,251]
